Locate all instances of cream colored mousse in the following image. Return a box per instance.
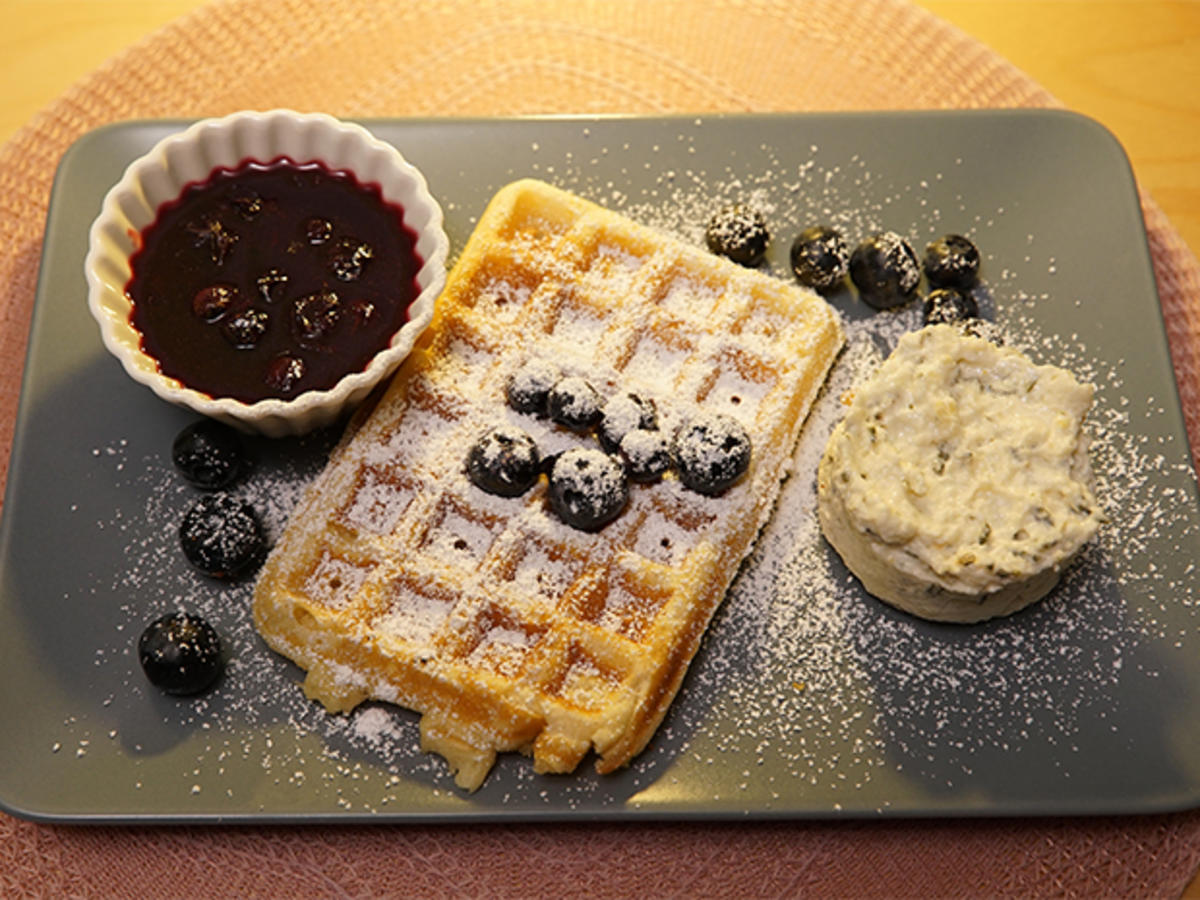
[817,324,1104,623]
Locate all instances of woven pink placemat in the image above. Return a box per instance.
[2,0,1199,895]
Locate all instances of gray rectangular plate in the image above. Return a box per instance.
[3,111,1200,823]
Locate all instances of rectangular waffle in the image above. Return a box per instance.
[252,179,844,790]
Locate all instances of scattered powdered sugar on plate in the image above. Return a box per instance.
[52,120,1200,814]
[669,304,1200,807]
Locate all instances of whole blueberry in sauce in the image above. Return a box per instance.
[127,159,423,403]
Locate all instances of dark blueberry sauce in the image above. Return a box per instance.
[126,158,423,404]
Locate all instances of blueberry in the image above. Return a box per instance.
[192,284,241,322]
[620,429,672,483]
[506,360,562,416]
[179,493,265,579]
[706,204,769,267]
[349,299,377,330]
[923,287,978,326]
[923,234,980,290]
[230,191,264,220]
[264,354,306,394]
[305,217,332,244]
[138,612,223,695]
[598,392,658,453]
[256,268,289,304]
[547,448,629,531]
[293,290,341,344]
[671,413,752,496]
[849,232,921,310]
[790,225,848,291]
[186,217,238,266]
[547,376,602,431]
[466,425,542,497]
[172,419,247,490]
[220,308,269,349]
[331,238,373,282]
[538,450,561,478]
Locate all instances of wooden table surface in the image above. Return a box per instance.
[0,0,1196,262]
[1,0,1198,894]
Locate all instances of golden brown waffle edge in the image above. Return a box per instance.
[253,178,844,791]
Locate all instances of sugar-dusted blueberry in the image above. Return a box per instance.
[548,447,629,531]
[923,287,978,326]
[849,232,921,310]
[466,425,542,498]
[293,290,341,344]
[172,419,247,490]
[192,284,241,323]
[265,353,306,394]
[671,413,752,496]
[790,225,849,291]
[706,204,770,267]
[179,493,266,579]
[220,308,269,349]
[598,392,658,453]
[923,233,980,290]
[138,612,223,696]
[548,376,602,432]
[506,359,562,416]
[620,428,672,483]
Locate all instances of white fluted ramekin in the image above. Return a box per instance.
[85,110,449,437]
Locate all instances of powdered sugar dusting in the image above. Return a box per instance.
[303,554,370,611]
[375,591,453,648]
[42,117,1200,816]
